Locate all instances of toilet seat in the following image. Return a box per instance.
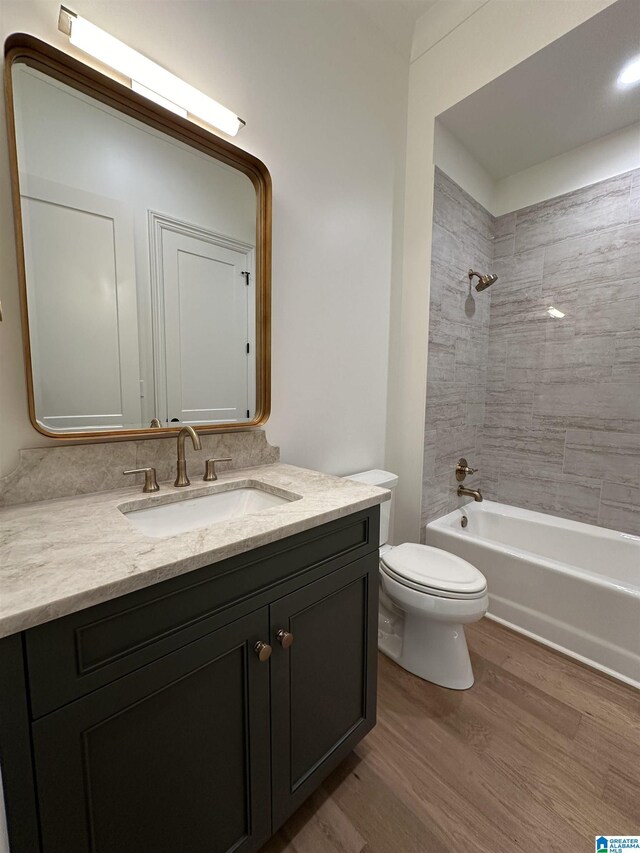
[380,543,487,600]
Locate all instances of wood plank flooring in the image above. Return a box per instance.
[261,618,640,853]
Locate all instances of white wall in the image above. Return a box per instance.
[435,117,640,218]
[433,120,495,212]
[411,0,488,64]
[0,0,409,479]
[493,120,640,215]
[387,0,617,544]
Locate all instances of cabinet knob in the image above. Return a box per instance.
[254,641,272,662]
[276,629,294,649]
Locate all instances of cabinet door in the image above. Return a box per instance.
[270,554,378,828]
[32,609,272,853]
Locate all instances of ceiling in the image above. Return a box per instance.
[351,0,439,59]
[396,0,440,22]
[437,0,640,179]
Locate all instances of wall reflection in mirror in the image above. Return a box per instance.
[12,61,260,434]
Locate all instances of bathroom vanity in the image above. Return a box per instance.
[0,463,387,853]
[0,30,388,853]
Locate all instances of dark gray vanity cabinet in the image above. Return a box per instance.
[270,559,377,828]
[32,609,272,853]
[0,506,380,853]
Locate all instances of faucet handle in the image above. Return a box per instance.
[203,457,233,482]
[124,467,159,493]
[455,458,478,482]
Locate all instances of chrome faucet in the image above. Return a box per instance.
[175,425,202,487]
[457,484,483,502]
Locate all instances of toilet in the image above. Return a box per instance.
[346,470,488,690]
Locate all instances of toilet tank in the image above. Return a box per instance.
[344,469,398,546]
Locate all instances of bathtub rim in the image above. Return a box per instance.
[426,500,640,599]
[426,499,640,690]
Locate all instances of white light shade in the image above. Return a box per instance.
[617,55,640,89]
[63,10,244,136]
[131,81,187,117]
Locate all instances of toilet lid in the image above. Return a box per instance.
[381,543,486,597]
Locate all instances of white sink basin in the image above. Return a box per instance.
[121,485,297,538]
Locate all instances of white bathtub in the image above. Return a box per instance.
[426,500,640,688]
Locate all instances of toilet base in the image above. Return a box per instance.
[379,608,475,690]
[378,556,487,691]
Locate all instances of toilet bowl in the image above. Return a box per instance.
[379,543,488,689]
[346,470,488,690]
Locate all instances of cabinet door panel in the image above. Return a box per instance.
[33,610,271,853]
[270,554,378,828]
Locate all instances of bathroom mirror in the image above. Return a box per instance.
[5,35,271,439]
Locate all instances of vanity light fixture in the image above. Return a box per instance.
[617,54,640,89]
[547,306,565,319]
[58,6,245,136]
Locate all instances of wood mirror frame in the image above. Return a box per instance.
[4,33,271,442]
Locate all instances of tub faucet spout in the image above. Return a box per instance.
[458,484,483,502]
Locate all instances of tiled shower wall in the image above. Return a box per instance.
[421,169,492,530]
[423,167,640,536]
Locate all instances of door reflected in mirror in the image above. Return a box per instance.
[6,40,271,438]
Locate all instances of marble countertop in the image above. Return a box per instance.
[0,463,388,638]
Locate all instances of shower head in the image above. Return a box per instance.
[468,269,498,292]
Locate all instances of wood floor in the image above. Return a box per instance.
[261,618,640,853]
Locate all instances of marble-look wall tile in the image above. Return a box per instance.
[484,384,535,429]
[630,171,640,223]
[425,166,640,538]
[433,172,463,234]
[423,429,438,481]
[493,234,514,259]
[481,425,565,479]
[506,338,615,385]
[491,248,544,299]
[496,473,601,526]
[513,172,632,253]
[563,430,640,485]
[466,384,486,427]
[454,336,487,385]
[433,425,479,476]
[543,223,640,291]
[487,339,508,384]
[422,168,490,524]
[462,198,494,259]
[572,296,640,340]
[485,168,640,535]
[493,213,515,240]
[488,295,555,341]
[0,430,279,507]
[426,331,457,382]
[613,341,640,379]
[424,381,468,430]
[553,479,603,526]
[598,482,640,536]
[533,382,640,431]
